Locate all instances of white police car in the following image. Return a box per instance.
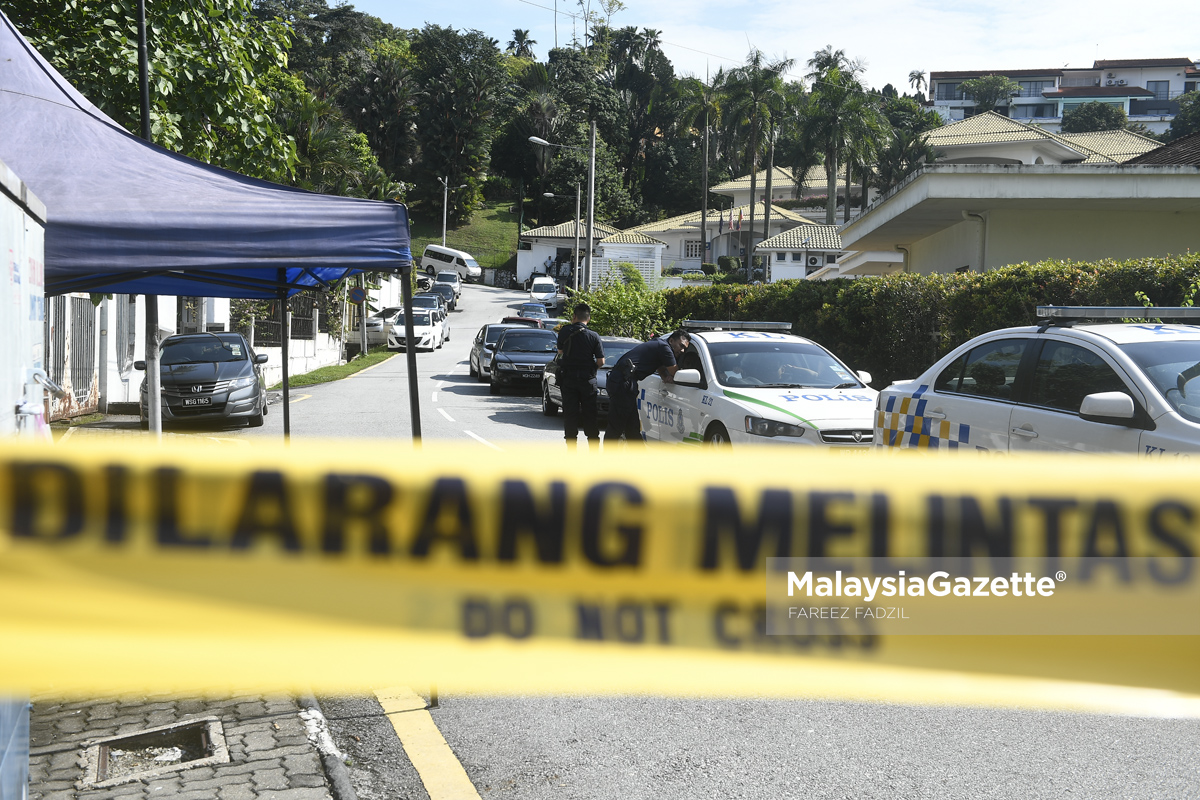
[874,306,1200,456]
[637,322,877,448]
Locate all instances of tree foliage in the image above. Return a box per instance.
[10,0,296,180]
[958,74,1021,113]
[1166,92,1200,141]
[1061,101,1127,133]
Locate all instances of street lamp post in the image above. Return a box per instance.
[543,184,581,292]
[437,176,467,248]
[529,133,596,289]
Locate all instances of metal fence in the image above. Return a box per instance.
[69,297,96,404]
[254,301,284,347]
[289,294,315,340]
[47,296,66,385]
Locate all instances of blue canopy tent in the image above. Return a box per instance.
[0,11,421,438]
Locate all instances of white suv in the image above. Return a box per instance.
[875,308,1200,456]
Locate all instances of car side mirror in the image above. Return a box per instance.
[1079,391,1135,421]
[674,368,702,386]
[133,360,146,371]
[856,370,873,386]
[255,353,268,364]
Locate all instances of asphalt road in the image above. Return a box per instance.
[235,283,565,447]
[180,283,1199,799]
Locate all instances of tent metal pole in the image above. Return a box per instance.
[399,264,421,444]
[145,297,161,440]
[278,274,290,441]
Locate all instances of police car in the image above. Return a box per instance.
[637,321,877,448]
[874,306,1200,456]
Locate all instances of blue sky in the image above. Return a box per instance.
[351,0,1197,91]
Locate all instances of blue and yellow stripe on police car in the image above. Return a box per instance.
[880,385,971,450]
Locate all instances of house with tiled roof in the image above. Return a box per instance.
[621,201,817,275]
[753,225,843,280]
[923,112,1159,165]
[929,57,1199,135]
[516,218,620,284]
[1127,130,1200,165]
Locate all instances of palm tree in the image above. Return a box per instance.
[726,49,794,254]
[803,47,882,224]
[681,70,726,261]
[907,69,926,96]
[507,29,536,59]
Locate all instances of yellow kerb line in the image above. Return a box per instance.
[374,686,482,800]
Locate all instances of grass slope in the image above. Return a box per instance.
[409,200,519,269]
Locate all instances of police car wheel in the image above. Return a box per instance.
[704,423,731,448]
[542,387,558,416]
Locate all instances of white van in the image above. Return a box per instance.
[420,244,482,282]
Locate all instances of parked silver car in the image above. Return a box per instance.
[137,332,268,429]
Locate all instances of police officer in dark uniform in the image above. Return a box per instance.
[555,302,605,448]
[605,330,691,445]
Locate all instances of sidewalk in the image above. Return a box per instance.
[28,693,352,800]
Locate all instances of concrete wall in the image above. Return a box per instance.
[1,159,47,440]
[906,208,1200,274]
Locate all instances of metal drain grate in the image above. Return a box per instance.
[79,716,229,789]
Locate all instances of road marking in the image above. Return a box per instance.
[437,408,455,422]
[346,354,396,379]
[289,393,313,404]
[374,687,482,800]
[431,392,438,402]
[59,427,76,443]
[463,430,502,451]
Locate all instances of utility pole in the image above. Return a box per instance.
[136,0,160,441]
[585,120,596,288]
[574,183,581,292]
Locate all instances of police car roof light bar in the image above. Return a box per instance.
[682,320,793,332]
[1037,306,1200,321]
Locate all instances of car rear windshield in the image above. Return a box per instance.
[485,326,514,344]
[412,296,439,307]
[707,340,860,389]
[437,272,457,282]
[161,337,247,365]
[1118,339,1200,424]
[499,332,556,352]
[396,313,431,327]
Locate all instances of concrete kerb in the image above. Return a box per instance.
[296,693,358,800]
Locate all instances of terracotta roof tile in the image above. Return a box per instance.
[521,219,620,240]
[600,231,665,245]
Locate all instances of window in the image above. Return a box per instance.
[791,252,803,261]
[1012,104,1055,118]
[1147,81,1170,101]
[826,254,837,264]
[1028,342,1127,413]
[936,339,1028,400]
[1018,80,1049,97]
[776,252,786,264]
[935,82,963,101]
[1186,81,1196,94]
[684,240,703,259]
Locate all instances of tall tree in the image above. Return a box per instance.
[680,71,726,260]
[726,49,794,251]
[12,0,297,180]
[507,29,537,59]
[804,47,881,224]
[958,74,1021,113]
[907,69,926,96]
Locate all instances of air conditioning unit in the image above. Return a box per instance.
[1118,79,1126,85]
[1107,72,1115,78]
[1106,79,1115,86]
[807,256,821,267]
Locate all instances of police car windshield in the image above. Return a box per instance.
[499,332,556,352]
[707,340,858,389]
[1118,340,1200,424]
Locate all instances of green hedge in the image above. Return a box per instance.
[661,255,1200,387]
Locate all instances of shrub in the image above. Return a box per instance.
[568,275,676,340]
[701,262,717,275]
[661,254,1200,387]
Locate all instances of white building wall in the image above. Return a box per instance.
[904,208,1200,274]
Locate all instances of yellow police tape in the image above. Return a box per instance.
[1,438,1198,714]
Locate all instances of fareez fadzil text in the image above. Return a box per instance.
[786,570,1058,600]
